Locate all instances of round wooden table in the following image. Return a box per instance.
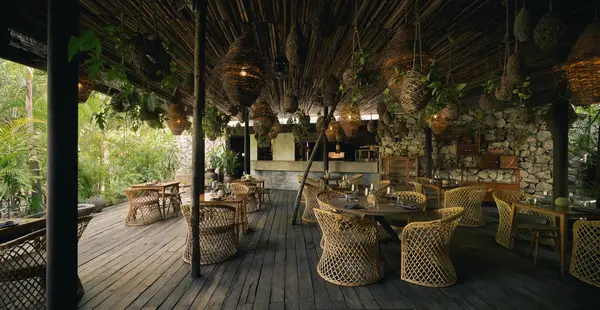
[328,195,425,242]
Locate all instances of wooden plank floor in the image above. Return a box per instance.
[77,190,599,310]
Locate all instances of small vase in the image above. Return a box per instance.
[224,173,235,183]
[205,168,218,181]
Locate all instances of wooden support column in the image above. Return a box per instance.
[596,125,600,209]
[244,108,251,174]
[323,106,329,172]
[47,0,79,307]
[553,99,568,203]
[191,0,208,278]
[425,127,433,178]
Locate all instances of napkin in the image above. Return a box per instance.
[0,221,18,229]
[344,204,361,210]
[399,204,417,210]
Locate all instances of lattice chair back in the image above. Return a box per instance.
[570,220,600,288]
[124,188,162,226]
[372,180,390,197]
[313,208,381,286]
[231,182,259,213]
[401,207,464,287]
[493,190,524,204]
[297,175,322,188]
[77,215,93,241]
[0,229,47,309]
[316,190,342,213]
[348,174,363,185]
[410,181,424,195]
[393,191,427,211]
[492,193,516,249]
[444,186,487,227]
[180,204,238,265]
[301,183,321,223]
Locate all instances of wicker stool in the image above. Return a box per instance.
[314,208,381,286]
[570,220,600,287]
[401,207,464,287]
[180,204,238,265]
[443,186,487,227]
[124,188,163,226]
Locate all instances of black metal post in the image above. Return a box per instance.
[323,106,329,172]
[244,108,251,174]
[47,0,79,308]
[425,127,433,178]
[597,128,600,209]
[191,0,208,278]
[553,99,568,203]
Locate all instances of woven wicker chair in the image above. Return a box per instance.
[410,181,424,195]
[301,183,321,223]
[181,204,238,265]
[401,207,465,287]
[570,220,600,287]
[372,180,390,197]
[412,177,439,208]
[124,188,163,226]
[231,183,259,214]
[316,190,341,213]
[76,215,93,301]
[160,185,182,218]
[443,186,487,227]
[348,174,363,186]
[314,208,381,286]
[297,175,323,188]
[0,229,47,309]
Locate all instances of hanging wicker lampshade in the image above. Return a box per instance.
[382,24,415,84]
[399,70,429,112]
[314,0,335,39]
[507,52,526,85]
[564,22,600,106]
[268,116,281,140]
[251,100,274,123]
[534,11,564,52]
[495,75,515,101]
[367,120,377,133]
[221,36,266,108]
[166,103,188,135]
[339,100,361,137]
[323,74,339,107]
[316,115,325,132]
[514,4,531,42]
[286,23,308,67]
[479,93,493,109]
[284,93,299,113]
[325,118,340,141]
[335,125,346,142]
[77,76,93,103]
[438,103,458,120]
[430,115,449,135]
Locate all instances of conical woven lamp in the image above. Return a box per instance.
[381,24,415,85]
[564,22,600,106]
[166,103,188,135]
[325,118,340,141]
[221,36,266,108]
[339,100,361,137]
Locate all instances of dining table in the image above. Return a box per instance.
[131,180,181,218]
[200,193,249,236]
[328,195,426,243]
[514,202,600,274]
[233,178,265,209]
[420,179,464,208]
[0,217,46,243]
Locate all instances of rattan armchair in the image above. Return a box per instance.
[412,177,439,209]
[570,220,600,288]
[410,181,424,195]
[231,183,259,214]
[314,208,381,286]
[443,186,487,227]
[385,191,427,232]
[124,188,163,226]
[181,204,238,265]
[301,183,321,222]
[401,207,464,287]
[160,185,182,218]
[297,175,323,188]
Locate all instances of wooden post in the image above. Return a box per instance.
[47,0,79,307]
[244,108,251,174]
[425,127,433,178]
[553,99,568,203]
[596,127,600,209]
[191,0,208,278]
[291,102,338,225]
[323,106,329,172]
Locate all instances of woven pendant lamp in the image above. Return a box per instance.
[325,118,340,141]
[77,76,93,103]
[284,93,299,113]
[323,74,339,107]
[339,100,361,137]
[166,103,187,135]
[286,23,308,67]
[534,10,563,52]
[221,36,266,108]
[367,120,377,133]
[400,70,429,112]
[564,22,600,105]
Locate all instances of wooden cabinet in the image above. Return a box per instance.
[457,144,479,156]
[500,155,518,169]
[379,156,419,190]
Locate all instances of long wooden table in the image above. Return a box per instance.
[233,178,265,209]
[0,218,46,243]
[131,181,181,218]
[514,203,600,274]
[200,193,249,235]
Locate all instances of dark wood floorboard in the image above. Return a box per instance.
[77,190,599,310]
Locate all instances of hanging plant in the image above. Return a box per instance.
[139,92,163,121]
[292,110,310,141]
[220,36,266,108]
[421,60,466,120]
[323,74,340,107]
[314,0,335,39]
[512,76,532,106]
[339,99,362,137]
[133,33,171,82]
[284,92,299,114]
[203,105,231,141]
[513,1,531,42]
[286,23,308,67]
[382,24,416,84]
[534,5,564,52]
[342,49,379,101]
[563,22,600,106]
[296,110,311,127]
[479,77,497,109]
[256,134,271,148]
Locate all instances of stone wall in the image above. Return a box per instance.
[175,133,226,176]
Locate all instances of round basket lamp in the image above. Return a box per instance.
[78,77,93,103]
[564,22,600,106]
[221,36,266,108]
[325,118,340,141]
[339,100,361,137]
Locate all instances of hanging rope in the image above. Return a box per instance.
[447,36,454,84]
[411,0,423,71]
[514,0,519,53]
[503,0,509,74]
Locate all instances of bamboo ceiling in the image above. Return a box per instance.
[1,0,595,118]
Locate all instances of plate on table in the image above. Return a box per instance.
[0,220,19,229]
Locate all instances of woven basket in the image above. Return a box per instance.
[166,103,187,135]
[339,100,361,137]
[286,23,308,67]
[376,100,387,115]
[325,118,340,141]
[382,24,416,83]
[78,77,93,103]
[381,110,393,125]
[399,70,429,112]
[367,120,377,133]
[342,67,356,88]
[495,75,515,101]
[268,117,281,140]
[251,100,274,123]
[221,36,266,108]
[534,12,563,52]
[323,74,339,107]
[514,5,531,42]
[479,93,493,109]
[430,116,448,135]
[507,52,525,85]
[133,34,171,82]
[284,94,299,113]
[438,102,458,121]
[564,23,600,106]
[314,0,335,39]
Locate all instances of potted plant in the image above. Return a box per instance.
[203,105,231,141]
[206,146,222,181]
[220,150,240,183]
